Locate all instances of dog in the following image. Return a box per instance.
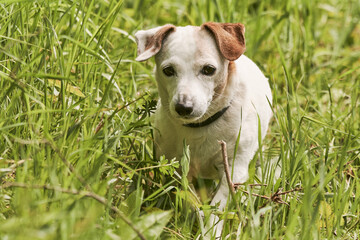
[135,22,272,238]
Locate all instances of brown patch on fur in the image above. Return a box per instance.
[144,24,175,54]
[228,60,236,76]
[201,22,246,61]
[213,61,236,100]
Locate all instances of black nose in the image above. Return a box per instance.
[175,103,193,116]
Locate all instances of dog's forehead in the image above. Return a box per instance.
[159,25,219,59]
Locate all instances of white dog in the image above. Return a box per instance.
[135,22,272,238]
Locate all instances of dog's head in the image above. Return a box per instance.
[135,22,246,123]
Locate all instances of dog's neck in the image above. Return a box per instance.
[183,104,230,128]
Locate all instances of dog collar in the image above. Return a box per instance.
[183,105,230,128]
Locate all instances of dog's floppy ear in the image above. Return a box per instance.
[201,22,246,61]
[135,24,176,62]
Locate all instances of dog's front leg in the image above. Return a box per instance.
[204,153,252,239]
[204,175,229,239]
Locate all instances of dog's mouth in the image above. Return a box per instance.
[169,100,204,120]
[177,116,203,124]
[170,106,206,123]
[173,111,204,122]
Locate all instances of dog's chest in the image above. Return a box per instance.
[185,134,224,179]
[155,116,237,180]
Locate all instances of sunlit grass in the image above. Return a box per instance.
[0,0,359,239]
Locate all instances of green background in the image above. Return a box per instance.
[0,0,359,239]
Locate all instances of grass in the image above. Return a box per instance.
[0,0,359,239]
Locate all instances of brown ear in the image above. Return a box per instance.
[201,22,246,61]
[135,24,176,62]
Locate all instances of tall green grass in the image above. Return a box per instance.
[0,0,359,239]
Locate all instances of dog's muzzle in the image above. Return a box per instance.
[174,94,195,117]
[175,102,193,116]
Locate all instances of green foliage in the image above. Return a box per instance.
[0,0,359,239]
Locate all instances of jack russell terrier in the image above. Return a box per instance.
[135,22,272,238]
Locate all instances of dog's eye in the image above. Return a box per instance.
[163,66,176,77]
[201,65,216,76]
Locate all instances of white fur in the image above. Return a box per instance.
[135,25,272,239]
